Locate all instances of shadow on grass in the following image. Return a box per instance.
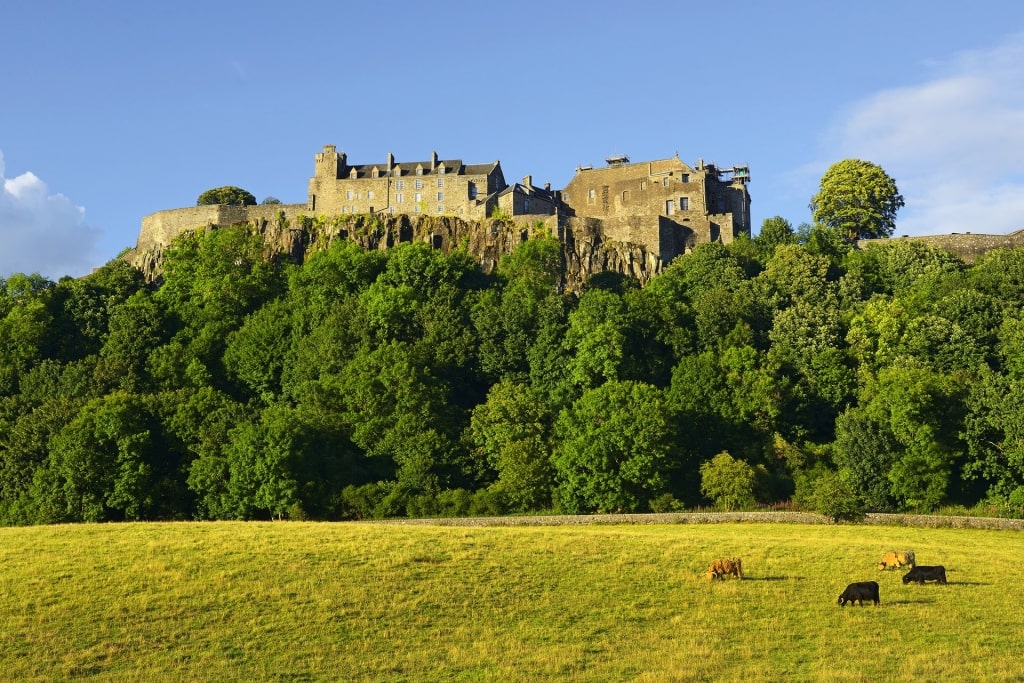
[880,598,932,606]
[745,576,805,581]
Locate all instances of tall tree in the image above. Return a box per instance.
[552,380,673,513]
[196,186,256,206]
[809,159,904,241]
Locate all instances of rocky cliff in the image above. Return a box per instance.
[124,212,665,293]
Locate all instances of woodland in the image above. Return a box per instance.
[3,213,1024,524]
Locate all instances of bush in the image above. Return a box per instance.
[649,493,685,513]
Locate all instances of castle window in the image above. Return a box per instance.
[393,167,401,177]
[468,182,478,199]
[681,174,690,183]
[350,169,358,179]
[621,190,629,203]
[437,178,444,188]
[367,191,375,200]
[588,188,595,200]
[346,191,353,200]
[438,165,446,175]
[666,199,676,215]
[640,181,646,191]
[415,179,423,190]
[663,177,670,187]
[679,197,689,210]
[414,204,421,213]
[396,180,405,190]
[437,204,444,213]
[416,167,424,175]
[524,198,530,212]
[437,192,444,201]
[371,169,379,178]
[396,193,404,203]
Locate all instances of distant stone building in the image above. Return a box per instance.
[307,144,511,220]
[133,145,753,272]
[561,154,751,262]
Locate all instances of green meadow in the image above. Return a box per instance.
[1,521,1021,682]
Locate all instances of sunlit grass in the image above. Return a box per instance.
[0,521,1021,681]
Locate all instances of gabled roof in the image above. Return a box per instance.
[340,159,503,178]
[497,182,558,202]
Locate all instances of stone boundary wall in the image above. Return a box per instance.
[371,511,1024,530]
[859,230,1024,263]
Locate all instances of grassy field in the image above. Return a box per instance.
[1,521,1021,682]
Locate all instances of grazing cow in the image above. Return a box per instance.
[902,565,947,585]
[877,550,916,570]
[838,581,880,607]
[704,557,743,580]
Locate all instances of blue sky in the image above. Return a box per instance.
[5,1,1024,279]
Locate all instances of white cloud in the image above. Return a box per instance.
[0,150,102,279]
[830,33,1024,236]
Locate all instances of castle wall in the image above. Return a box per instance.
[137,204,307,252]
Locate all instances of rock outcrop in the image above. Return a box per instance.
[124,212,665,293]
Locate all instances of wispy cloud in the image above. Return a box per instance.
[0,150,101,279]
[829,33,1024,236]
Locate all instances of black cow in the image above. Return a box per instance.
[902,565,947,584]
[838,581,880,606]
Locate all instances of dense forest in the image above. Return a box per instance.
[3,217,1024,525]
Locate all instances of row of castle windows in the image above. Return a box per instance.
[339,204,447,214]
[393,179,444,191]
[580,174,692,202]
[345,190,446,202]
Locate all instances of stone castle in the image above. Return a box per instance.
[129,145,1024,290]
[133,144,752,272]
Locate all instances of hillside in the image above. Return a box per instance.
[125,211,664,294]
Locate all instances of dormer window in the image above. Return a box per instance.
[371,168,379,179]
[437,164,446,175]
[349,168,358,179]
[393,166,401,177]
[416,166,424,176]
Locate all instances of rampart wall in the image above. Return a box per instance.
[137,204,308,252]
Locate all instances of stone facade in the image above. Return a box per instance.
[307,145,508,220]
[561,155,751,262]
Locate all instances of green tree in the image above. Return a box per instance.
[196,186,256,206]
[699,451,757,511]
[48,393,169,522]
[809,159,904,241]
[754,216,797,259]
[467,380,555,512]
[807,468,866,523]
[552,380,673,513]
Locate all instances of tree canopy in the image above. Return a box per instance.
[196,186,257,207]
[809,159,905,241]
[3,223,1024,524]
